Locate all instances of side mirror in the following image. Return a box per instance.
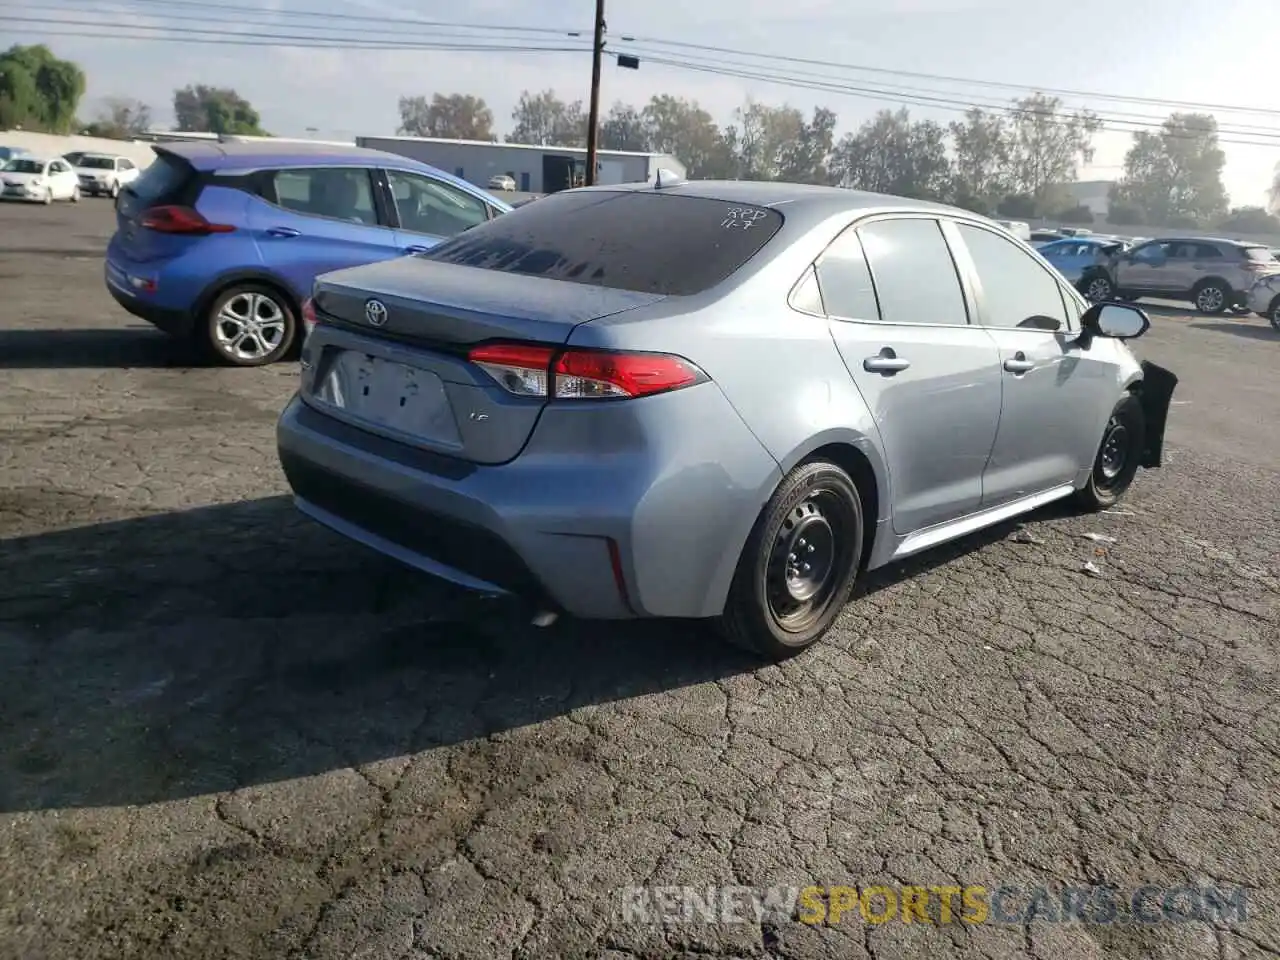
[1081,302,1150,340]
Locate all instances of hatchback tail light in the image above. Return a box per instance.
[139,205,234,235]
[467,343,706,400]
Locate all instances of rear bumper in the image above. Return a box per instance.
[105,263,194,336]
[275,384,780,621]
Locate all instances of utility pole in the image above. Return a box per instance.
[584,0,606,186]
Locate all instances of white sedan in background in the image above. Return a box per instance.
[0,156,81,204]
[73,153,141,198]
[487,174,517,191]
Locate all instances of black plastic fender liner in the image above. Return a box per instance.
[1137,360,1178,468]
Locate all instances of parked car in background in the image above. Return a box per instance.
[1,155,81,204]
[105,141,512,366]
[0,146,30,163]
[1029,229,1062,246]
[1039,237,1129,292]
[62,151,86,166]
[74,153,141,198]
[995,219,1031,241]
[487,174,517,191]
[1244,272,1280,330]
[277,180,1176,661]
[1079,237,1280,314]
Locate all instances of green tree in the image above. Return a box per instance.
[599,102,649,152]
[1005,93,1101,208]
[641,95,734,178]
[830,108,953,201]
[1109,113,1228,227]
[730,100,835,182]
[1217,206,1279,234]
[397,93,494,140]
[0,44,86,134]
[948,108,1011,215]
[507,89,584,146]
[173,85,266,135]
[82,96,151,139]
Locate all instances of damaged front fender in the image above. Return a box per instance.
[1137,360,1178,468]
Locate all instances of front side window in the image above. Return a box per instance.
[856,218,968,326]
[956,223,1069,331]
[387,171,489,238]
[269,167,378,225]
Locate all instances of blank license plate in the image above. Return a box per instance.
[316,350,461,444]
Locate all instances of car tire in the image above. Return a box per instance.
[203,283,297,367]
[717,459,864,661]
[109,181,120,199]
[1074,394,1146,512]
[1082,274,1114,302]
[42,188,53,205]
[70,185,80,203]
[1193,280,1229,315]
[1269,296,1280,331]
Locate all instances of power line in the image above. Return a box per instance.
[39,0,590,37]
[626,52,1280,149]
[616,34,1280,120]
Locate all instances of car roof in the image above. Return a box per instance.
[153,140,498,204]
[76,152,119,160]
[570,179,978,232]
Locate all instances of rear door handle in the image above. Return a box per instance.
[1004,352,1036,374]
[863,348,911,374]
[266,226,300,238]
[403,245,431,255]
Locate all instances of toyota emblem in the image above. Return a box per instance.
[364,299,388,326]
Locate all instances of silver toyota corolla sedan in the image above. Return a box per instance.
[276,179,1178,661]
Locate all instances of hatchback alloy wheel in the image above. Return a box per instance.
[1195,283,1227,314]
[207,285,297,366]
[1085,276,1113,302]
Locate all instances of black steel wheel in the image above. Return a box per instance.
[718,459,864,660]
[1075,394,1146,511]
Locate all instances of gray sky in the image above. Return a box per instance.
[21,0,1280,205]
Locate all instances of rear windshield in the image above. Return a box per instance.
[1242,246,1275,262]
[79,156,115,169]
[4,159,44,174]
[422,190,784,296]
[126,152,195,205]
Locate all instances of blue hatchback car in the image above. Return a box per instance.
[105,141,512,365]
[1036,237,1127,289]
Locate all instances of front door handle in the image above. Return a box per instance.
[863,348,911,375]
[1004,352,1036,374]
[266,226,300,238]
[403,245,431,255]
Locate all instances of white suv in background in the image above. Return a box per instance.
[74,154,141,198]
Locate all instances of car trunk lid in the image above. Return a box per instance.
[305,257,667,464]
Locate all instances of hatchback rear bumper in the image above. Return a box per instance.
[275,386,780,622]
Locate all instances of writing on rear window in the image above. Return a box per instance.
[722,207,770,230]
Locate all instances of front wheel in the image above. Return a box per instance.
[109,181,120,199]
[42,188,53,205]
[70,185,80,203]
[204,284,297,367]
[717,459,864,661]
[1074,395,1147,512]
[1268,297,1280,332]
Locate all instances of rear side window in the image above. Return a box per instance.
[815,228,881,321]
[126,152,198,206]
[422,190,784,296]
[267,168,377,226]
[857,218,968,326]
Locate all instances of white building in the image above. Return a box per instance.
[355,135,685,194]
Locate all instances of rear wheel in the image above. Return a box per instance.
[1193,280,1229,315]
[1269,296,1280,332]
[1082,274,1114,302]
[70,185,80,203]
[1075,395,1146,512]
[204,283,297,367]
[717,460,864,661]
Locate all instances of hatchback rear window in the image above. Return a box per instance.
[1242,246,1275,262]
[126,152,197,205]
[422,190,784,296]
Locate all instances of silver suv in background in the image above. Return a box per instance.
[1080,237,1280,314]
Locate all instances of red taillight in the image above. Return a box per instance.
[138,205,234,235]
[301,297,317,329]
[465,343,705,400]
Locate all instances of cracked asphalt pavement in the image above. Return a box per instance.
[0,201,1278,960]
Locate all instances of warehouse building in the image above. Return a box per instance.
[354,135,686,194]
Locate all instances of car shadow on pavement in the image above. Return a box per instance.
[0,494,1025,813]
[0,328,201,369]
[1188,321,1280,341]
